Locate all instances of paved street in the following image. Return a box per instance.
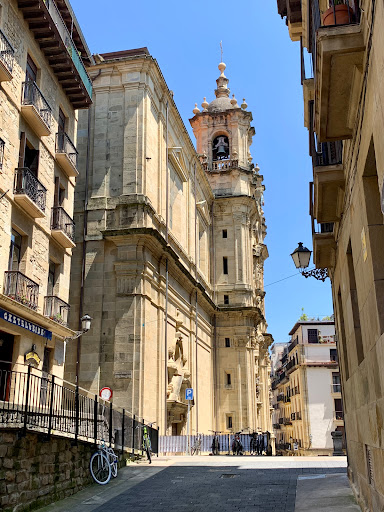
[39,455,359,512]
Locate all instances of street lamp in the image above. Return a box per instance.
[291,242,329,282]
[64,314,93,342]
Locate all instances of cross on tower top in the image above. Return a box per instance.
[220,41,223,62]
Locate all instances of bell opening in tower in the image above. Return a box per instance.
[212,135,229,161]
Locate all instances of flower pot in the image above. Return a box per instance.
[322,4,354,26]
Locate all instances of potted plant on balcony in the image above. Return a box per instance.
[323,0,354,26]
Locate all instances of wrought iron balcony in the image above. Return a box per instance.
[44,295,70,326]
[51,206,75,248]
[21,82,52,136]
[0,28,14,81]
[14,167,46,218]
[334,410,344,421]
[288,337,299,353]
[4,271,39,310]
[273,423,281,430]
[55,132,78,177]
[18,0,92,108]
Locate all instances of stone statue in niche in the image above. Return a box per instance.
[167,310,187,402]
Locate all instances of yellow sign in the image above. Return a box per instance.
[25,351,41,366]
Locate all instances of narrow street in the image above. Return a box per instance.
[39,456,358,512]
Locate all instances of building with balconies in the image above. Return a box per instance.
[0,0,91,389]
[272,319,342,455]
[277,0,384,508]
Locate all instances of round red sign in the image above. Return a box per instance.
[99,387,113,401]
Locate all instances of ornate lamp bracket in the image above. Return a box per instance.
[300,268,329,282]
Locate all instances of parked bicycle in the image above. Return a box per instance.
[191,435,201,455]
[90,439,118,485]
[136,423,153,463]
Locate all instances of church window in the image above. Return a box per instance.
[227,416,233,429]
[224,295,229,305]
[226,373,231,386]
[223,257,228,274]
[225,337,230,347]
[212,135,229,161]
[222,229,227,238]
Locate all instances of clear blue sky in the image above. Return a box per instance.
[71,0,333,343]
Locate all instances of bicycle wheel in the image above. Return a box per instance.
[146,446,152,464]
[90,452,111,485]
[191,446,195,456]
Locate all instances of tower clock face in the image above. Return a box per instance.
[212,135,230,161]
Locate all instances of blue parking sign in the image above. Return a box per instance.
[185,388,193,401]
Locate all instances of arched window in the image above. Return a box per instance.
[212,135,229,161]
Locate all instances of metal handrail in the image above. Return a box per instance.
[0,27,15,74]
[4,271,39,310]
[14,167,47,212]
[51,206,75,241]
[55,132,78,168]
[0,362,159,454]
[21,81,52,129]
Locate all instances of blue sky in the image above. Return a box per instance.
[71,0,333,343]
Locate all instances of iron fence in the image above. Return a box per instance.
[4,271,39,310]
[22,81,52,128]
[14,167,47,212]
[0,362,159,455]
[43,295,70,326]
[55,132,78,168]
[51,206,75,241]
[0,27,14,74]
[159,432,271,454]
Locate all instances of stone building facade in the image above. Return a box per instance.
[277,0,384,508]
[65,49,272,436]
[0,0,91,386]
[271,321,343,456]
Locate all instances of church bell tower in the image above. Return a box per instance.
[190,61,273,434]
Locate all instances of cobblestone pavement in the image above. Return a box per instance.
[39,456,349,512]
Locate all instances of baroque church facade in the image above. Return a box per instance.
[65,48,273,435]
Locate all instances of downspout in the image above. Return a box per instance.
[76,70,101,384]
[194,162,198,433]
[164,100,169,435]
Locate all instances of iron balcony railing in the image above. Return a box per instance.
[0,138,4,170]
[22,81,52,129]
[334,410,344,420]
[41,0,92,97]
[55,132,78,168]
[4,271,39,310]
[14,167,47,213]
[51,206,75,241]
[273,423,281,429]
[0,27,15,74]
[0,362,159,455]
[314,141,343,167]
[43,296,70,326]
[288,337,299,353]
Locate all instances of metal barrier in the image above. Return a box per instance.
[0,362,158,455]
[160,433,270,454]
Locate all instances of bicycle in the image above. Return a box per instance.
[136,424,153,463]
[90,440,118,485]
[191,435,201,455]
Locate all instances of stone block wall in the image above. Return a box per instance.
[0,430,95,512]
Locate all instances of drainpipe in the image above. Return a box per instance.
[164,100,169,435]
[76,70,101,384]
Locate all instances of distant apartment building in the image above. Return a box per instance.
[0,0,91,390]
[272,320,343,455]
